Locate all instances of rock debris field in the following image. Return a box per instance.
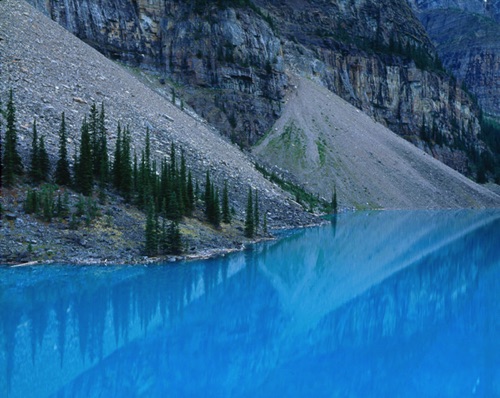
[0,0,317,264]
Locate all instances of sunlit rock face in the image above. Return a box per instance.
[409,0,500,121]
[26,0,487,172]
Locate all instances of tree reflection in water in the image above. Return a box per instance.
[0,210,499,397]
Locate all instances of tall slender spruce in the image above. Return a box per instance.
[222,179,231,224]
[55,112,71,186]
[29,119,40,182]
[2,89,22,186]
[244,187,254,238]
[75,117,93,196]
[254,190,259,233]
[38,136,50,183]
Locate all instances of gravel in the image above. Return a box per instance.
[0,0,319,265]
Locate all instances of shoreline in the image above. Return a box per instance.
[1,218,329,268]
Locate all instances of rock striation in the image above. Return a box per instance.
[26,0,490,175]
[409,0,500,121]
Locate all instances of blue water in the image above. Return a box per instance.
[0,210,499,397]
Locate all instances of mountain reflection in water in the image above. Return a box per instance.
[0,210,499,397]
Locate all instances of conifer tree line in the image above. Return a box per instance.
[244,187,265,238]
[1,90,263,256]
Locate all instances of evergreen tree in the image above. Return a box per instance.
[180,149,188,213]
[187,170,194,214]
[332,185,338,214]
[38,136,50,182]
[195,179,200,201]
[222,179,231,224]
[212,186,221,227]
[0,140,3,193]
[145,199,158,256]
[204,170,211,216]
[145,127,151,170]
[120,127,133,200]
[55,112,72,186]
[96,103,109,183]
[168,190,182,221]
[112,123,122,190]
[29,119,40,182]
[244,187,254,238]
[2,89,23,186]
[75,117,93,196]
[88,102,99,174]
[166,221,182,255]
[0,101,3,192]
[132,151,138,194]
[254,190,259,233]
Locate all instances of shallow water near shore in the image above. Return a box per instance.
[1,210,499,397]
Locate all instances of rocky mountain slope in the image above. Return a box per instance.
[26,0,492,176]
[0,0,316,263]
[409,0,500,121]
[254,75,500,209]
[1,0,499,265]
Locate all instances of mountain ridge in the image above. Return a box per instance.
[1,0,500,264]
[26,0,493,177]
[0,0,317,263]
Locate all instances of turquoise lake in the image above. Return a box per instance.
[0,210,499,397]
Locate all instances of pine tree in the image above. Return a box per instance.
[0,143,3,194]
[204,170,211,216]
[112,123,122,190]
[145,200,158,256]
[254,190,259,233]
[0,102,3,192]
[180,149,188,213]
[97,103,109,184]
[212,186,221,227]
[186,170,194,214]
[38,136,50,182]
[167,221,182,255]
[120,127,132,200]
[75,117,93,196]
[29,119,40,182]
[222,179,231,224]
[55,112,72,186]
[244,187,254,238]
[89,102,99,175]
[166,190,182,221]
[3,89,23,186]
[332,186,338,214]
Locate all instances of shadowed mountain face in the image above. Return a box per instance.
[1,210,499,397]
[409,0,500,121]
[26,0,489,174]
[2,0,499,214]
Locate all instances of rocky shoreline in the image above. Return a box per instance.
[0,185,323,267]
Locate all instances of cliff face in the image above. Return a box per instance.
[27,0,487,172]
[256,0,482,171]
[28,0,287,147]
[409,0,500,121]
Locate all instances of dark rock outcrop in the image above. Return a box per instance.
[26,0,490,173]
[409,0,500,121]
[28,0,287,147]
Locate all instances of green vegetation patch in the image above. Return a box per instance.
[255,163,328,212]
[315,138,328,166]
[266,121,307,168]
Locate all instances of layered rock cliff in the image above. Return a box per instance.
[29,0,287,147]
[26,0,492,174]
[409,0,500,121]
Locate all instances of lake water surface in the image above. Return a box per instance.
[1,210,499,397]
